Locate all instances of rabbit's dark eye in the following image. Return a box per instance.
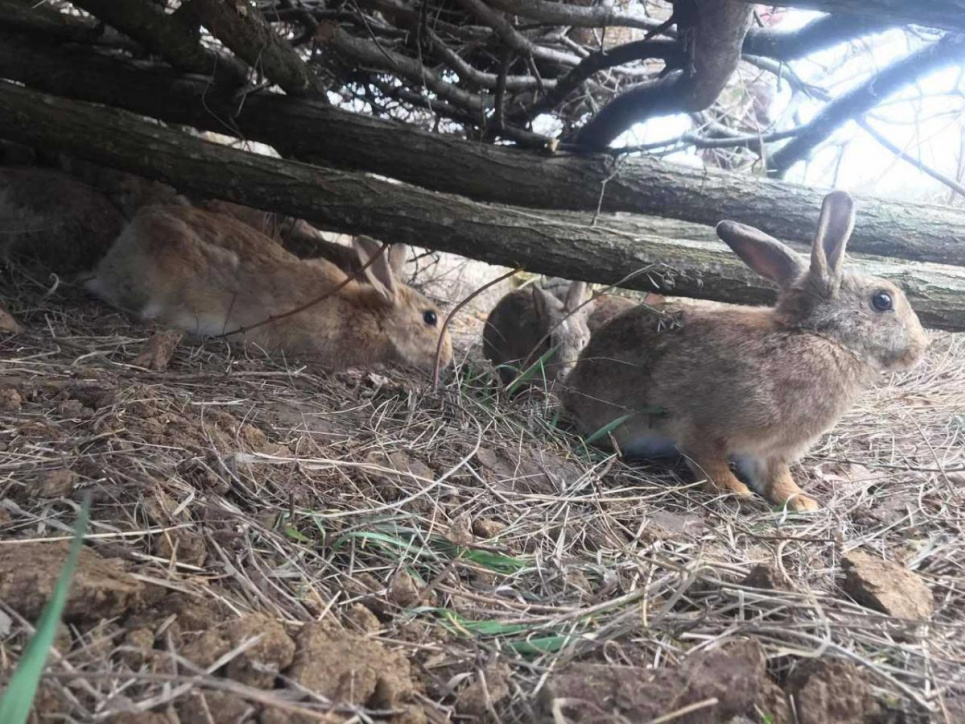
[423,310,438,326]
[871,290,893,312]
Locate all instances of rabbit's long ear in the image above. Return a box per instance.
[809,191,855,296]
[354,236,398,302]
[388,244,409,276]
[716,220,805,288]
[564,281,589,313]
[532,286,551,323]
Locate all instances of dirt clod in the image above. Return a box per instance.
[181,614,295,689]
[787,658,880,724]
[0,386,22,411]
[742,564,788,591]
[472,518,506,539]
[842,550,934,620]
[132,330,183,371]
[541,638,766,722]
[31,467,77,498]
[388,571,422,608]
[0,304,23,334]
[287,623,416,708]
[178,690,257,724]
[456,662,512,716]
[0,541,143,623]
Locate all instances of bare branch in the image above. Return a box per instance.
[769,34,965,175]
[190,0,327,97]
[577,0,753,150]
[454,0,582,68]
[514,39,683,124]
[743,14,894,62]
[67,0,247,81]
[4,29,964,266]
[483,0,671,34]
[738,0,965,34]
[856,117,965,199]
[2,80,963,330]
[326,25,490,112]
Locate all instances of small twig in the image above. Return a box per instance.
[857,116,965,200]
[433,266,520,388]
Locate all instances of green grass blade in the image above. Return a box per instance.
[583,413,632,446]
[0,498,90,724]
[505,345,559,396]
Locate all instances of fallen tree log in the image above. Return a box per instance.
[0,81,962,331]
[2,29,965,269]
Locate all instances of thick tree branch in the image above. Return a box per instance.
[67,0,246,82]
[743,14,894,62]
[190,0,327,97]
[1,80,962,331]
[1,0,134,47]
[484,0,670,34]
[1,80,963,330]
[577,1,753,150]
[4,31,965,267]
[513,39,684,124]
[769,34,965,175]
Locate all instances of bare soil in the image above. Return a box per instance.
[1,261,963,723]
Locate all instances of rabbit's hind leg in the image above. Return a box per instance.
[735,455,819,512]
[681,436,754,501]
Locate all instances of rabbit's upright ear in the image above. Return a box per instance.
[354,236,398,302]
[716,221,806,288]
[564,281,589,313]
[534,286,560,324]
[388,244,409,276]
[809,191,855,296]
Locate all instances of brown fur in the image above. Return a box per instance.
[587,293,666,334]
[85,205,451,372]
[483,281,591,388]
[0,167,126,274]
[563,192,928,511]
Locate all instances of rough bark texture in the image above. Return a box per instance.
[4,33,965,270]
[190,0,327,97]
[66,0,245,81]
[0,81,962,331]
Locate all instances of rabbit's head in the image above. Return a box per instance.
[534,281,592,379]
[353,237,452,372]
[716,191,927,372]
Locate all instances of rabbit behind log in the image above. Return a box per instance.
[563,191,927,511]
[483,280,591,388]
[85,204,451,372]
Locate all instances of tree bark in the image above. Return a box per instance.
[4,33,965,270]
[0,80,962,331]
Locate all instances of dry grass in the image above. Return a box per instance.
[1,261,964,723]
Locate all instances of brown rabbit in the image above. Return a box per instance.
[483,280,591,388]
[587,293,666,334]
[84,205,451,372]
[563,192,927,511]
[0,167,126,274]
[195,199,367,273]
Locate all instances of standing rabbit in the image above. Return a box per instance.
[85,204,451,372]
[483,280,591,388]
[563,192,927,511]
